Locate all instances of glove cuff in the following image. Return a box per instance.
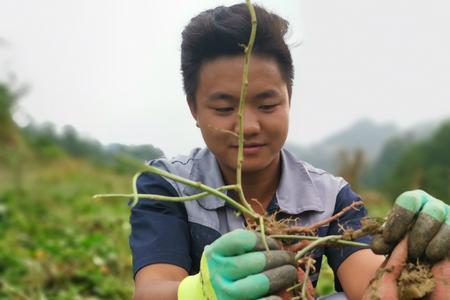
[178,273,206,300]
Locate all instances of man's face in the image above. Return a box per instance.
[189,55,290,177]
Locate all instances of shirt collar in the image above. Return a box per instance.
[183,148,226,210]
[275,149,324,214]
[183,148,324,214]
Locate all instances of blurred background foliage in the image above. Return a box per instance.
[0,81,163,299]
[0,79,449,298]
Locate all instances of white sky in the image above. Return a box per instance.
[1,0,449,157]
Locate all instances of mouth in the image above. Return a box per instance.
[231,143,266,155]
[231,143,265,148]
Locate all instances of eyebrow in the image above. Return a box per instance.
[207,89,280,103]
[207,92,237,102]
[253,89,280,100]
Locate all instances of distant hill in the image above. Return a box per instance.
[1,81,164,174]
[286,119,400,173]
[392,120,450,200]
[286,117,447,195]
[20,122,164,173]
[362,119,445,188]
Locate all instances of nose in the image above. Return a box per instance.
[233,107,261,138]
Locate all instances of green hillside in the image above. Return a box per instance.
[0,82,156,299]
[383,121,450,200]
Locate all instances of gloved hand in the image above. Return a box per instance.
[371,190,450,262]
[178,229,298,300]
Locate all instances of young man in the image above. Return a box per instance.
[130,4,449,300]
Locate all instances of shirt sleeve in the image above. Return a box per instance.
[324,184,372,292]
[129,171,191,277]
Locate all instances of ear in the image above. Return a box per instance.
[187,98,198,121]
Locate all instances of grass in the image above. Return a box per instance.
[0,156,134,299]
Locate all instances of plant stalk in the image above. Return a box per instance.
[270,234,369,248]
[294,235,362,260]
[235,0,258,213]
[94,185,239,203]
[141,165,259,219]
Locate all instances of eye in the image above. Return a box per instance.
[259,104,278,112]
[214,107,234,113]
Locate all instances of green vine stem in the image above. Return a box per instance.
[235,0,258,214]
[258,215,269,252]
[294,235,361,260]
[94,185,239,203]
[286,281,303,293]
[131,164,258,219]
[270,235,369,248]
[131,172,141,205]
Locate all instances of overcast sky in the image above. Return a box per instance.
[1,0,449,157]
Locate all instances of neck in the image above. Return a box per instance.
[221,155,282,213]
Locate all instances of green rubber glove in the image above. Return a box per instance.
[178,229,297,300]
[371,190,450,262]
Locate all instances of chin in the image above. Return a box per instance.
[219,158,260,174]
[240,160,269,174]
[217,148,279,174]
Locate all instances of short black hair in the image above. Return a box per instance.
[181,3,294,103]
